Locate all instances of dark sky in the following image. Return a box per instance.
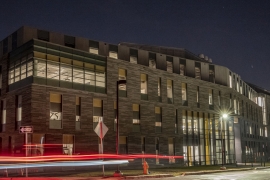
[1,0,270,89]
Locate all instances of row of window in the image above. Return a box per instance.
[8,51,106,89]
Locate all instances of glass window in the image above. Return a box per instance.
[182,83,187,101]
[209,65,215,83]
[109,51,118,59]
[130,49,138,64]
[209,89,213,105]
[149,59,156,68]
[89,47,98,54]
[167,61,173,73]
[9,62,14,85]
[96,66,105,88]
[130,56,137,64]
[158,78,161,97]
[141,74,147,94]
[47,61,59,80]
[15,60,20,82]
[118,69,127,90]
[182,110,186,135]
[76,97,81,121]
[109,45,118,59]
[85,69,95,86]
[167,79,173,103]
[73,67,84,84]
[35,59,46,78]
[27,59,33,77]
[60,64,72,81]
[155,107,162,130]
[180,59,186,75]
[50,93,62,129]
[21,57,27,80]
[195,62,201,79]
[93,98,103,129]
[132,104,140,124]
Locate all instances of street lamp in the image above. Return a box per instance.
[220,113,228,169]
[114,80,126,177]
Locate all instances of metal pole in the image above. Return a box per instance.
[116,81,120,172]
[25,132,28,177]
[221,117,223,167]
[100,121,104,177]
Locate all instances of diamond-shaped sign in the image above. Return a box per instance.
[94,121,108,139]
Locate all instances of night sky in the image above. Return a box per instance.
[1,0,270,89]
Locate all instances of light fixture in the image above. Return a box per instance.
[222,114,228,118]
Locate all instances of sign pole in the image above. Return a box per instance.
[100,121,105,177]
[25,132,28,177]
[94,121,108,177]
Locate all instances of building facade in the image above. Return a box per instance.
[0,26,269,166]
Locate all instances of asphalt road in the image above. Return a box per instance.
[147,168,270,180]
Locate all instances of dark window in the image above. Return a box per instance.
[12,32,17,50]
[64,35,75,48]
[109,44,118,52]
[180,59,186,75]
[89,40,99,48]
[130,49,138,57]
[209,65,215,83]
[37,30,49,42]
[149,52,156,60]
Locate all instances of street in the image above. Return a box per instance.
[144,168,270,180]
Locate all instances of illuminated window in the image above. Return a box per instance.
[118,69,127,91]
[95,66,105,88]
[73,60,84,84]
[167,56,173,73]
[93,99,103,129]
[75,97,81,130]
[158,77,161,95]
[1,99,6,132]
[50,93,62,129]
[132,104,140,132]
[167,79,173,103]
[195,62,201,79]
[155,107,162,132]
[141,74,147,94]
[209,89,213,105]
[182,83,187,101]
[60,58,72,81]
[182,110,186,135]
[16,95,22,130]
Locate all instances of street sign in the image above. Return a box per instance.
[19,126,33,134]
[94,121,108,139]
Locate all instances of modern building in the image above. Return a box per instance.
[0,26,269,166]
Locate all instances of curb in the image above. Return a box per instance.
[183,166,270,176]
[124,174,173,179]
